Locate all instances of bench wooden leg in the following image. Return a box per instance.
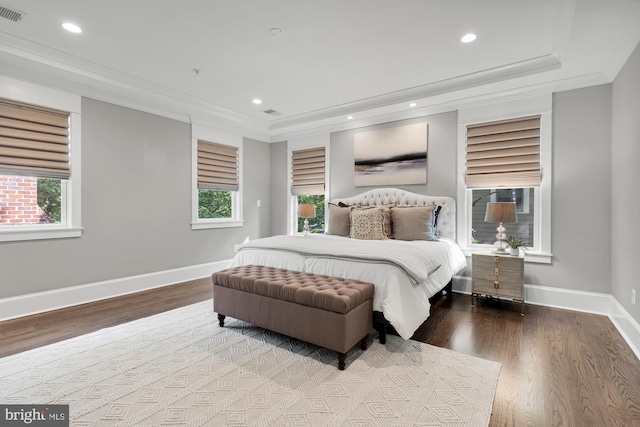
[337,352,347,370]
[217,313,226,327]
[360,334,369,350]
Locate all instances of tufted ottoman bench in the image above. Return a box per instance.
[212,265,374,370]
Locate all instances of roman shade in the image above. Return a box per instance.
[0,98,71,179]
[291,147,325,196]
[465,115,541,188]
[197,140,239,191]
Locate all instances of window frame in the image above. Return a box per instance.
[0,76,82,242]
[287,134,330,235]
[191,124,243,229]
[456,94,552,264]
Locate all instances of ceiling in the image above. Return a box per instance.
[0,0,639,139]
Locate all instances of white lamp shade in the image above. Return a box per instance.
[297,204,316,218]
[484,202,517,223]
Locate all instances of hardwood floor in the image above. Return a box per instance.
[0,278,213,358]
[1,279,639,426]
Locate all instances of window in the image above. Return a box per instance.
[0,84,81,242]
[198,189,232,219]
[291,146,326,234]
[471,188,535,246]
[191,125,243,229]
[296,194,325,234]
[456,94,552,263]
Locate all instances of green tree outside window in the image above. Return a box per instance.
[198,190,232,219]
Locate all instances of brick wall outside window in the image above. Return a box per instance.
[0,176,53,225]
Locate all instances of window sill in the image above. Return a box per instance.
[461,245,553,264]
[191,220,244,230]
[0,226,83,242]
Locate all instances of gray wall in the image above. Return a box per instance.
[327,92,614,295]
[269,141,288,235]
[329,112,458,200]
[612,42,640,321]
[523,85,612,293]
[0,98,270,299]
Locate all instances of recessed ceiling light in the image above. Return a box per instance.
[62,22,82,33]
[347,115,354,120]
[409,102,417,107]
[461,33,476,43]
[252,99,262,105]
[269,28,284,38]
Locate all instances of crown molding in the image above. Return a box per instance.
[0,33,271,140]
[268,70,610,141]
[268,54,561,133]
[0,30,616,142]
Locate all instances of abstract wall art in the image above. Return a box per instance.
[354,122,428,187]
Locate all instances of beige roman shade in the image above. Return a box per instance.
[291,147,325,196]
[465,115,541,188]
[197,140,239,191]
[0,98,71,179]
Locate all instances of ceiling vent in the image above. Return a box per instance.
[0,4,26,22]
[263,109,282,116]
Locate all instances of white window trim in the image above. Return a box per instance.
[287,133,330,235]
[0,76,82,242]
[456,94,552,264]
[191,123,243,229]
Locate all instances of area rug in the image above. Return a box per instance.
[0,301,501,426]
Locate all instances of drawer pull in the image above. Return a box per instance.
[494,268,499,276]
[494,257,500,263]
[494,281,499,289]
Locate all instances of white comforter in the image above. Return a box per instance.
[228,235,466,339]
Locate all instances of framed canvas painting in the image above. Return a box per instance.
[354,122,428,187]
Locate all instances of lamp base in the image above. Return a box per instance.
[303,218,310,236]
[493,222,508,253]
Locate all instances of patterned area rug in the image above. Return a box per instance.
[0,301,500,426]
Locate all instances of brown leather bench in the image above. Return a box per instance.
[212,265,374,370]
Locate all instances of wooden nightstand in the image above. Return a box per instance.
[472,252,525,315]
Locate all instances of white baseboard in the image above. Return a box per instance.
[453,275,640,361]
[608,298,640,362]
[0,260,231,322]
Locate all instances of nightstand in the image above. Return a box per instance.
[472,252,525,315]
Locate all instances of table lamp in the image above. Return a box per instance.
[484,202,517,254]
[297,204,316,236]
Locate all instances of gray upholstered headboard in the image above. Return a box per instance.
[331,187,457,241]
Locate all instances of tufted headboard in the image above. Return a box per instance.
[331,187,457,241]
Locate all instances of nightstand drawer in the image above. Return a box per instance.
[497,269,523,283]
[496,282,523,299]
[494,256,523,271]
[472,255,496,269]
[473,279,497,295]
[472,267,498,282]
[473,267,522,283]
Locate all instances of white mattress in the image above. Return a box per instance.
[228,235,467,339]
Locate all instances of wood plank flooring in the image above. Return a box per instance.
[1,278,639,426]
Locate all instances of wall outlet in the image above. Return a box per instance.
[632,289,637,306]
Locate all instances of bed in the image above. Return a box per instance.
[228,188,467,340]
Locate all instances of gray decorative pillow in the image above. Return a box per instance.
[350,208,387,240]
[327,203,352,236]
[391,206,438,241]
